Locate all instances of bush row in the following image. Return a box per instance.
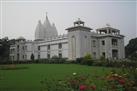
[76,58,137,68]
[0,58,67,64]
[1,55,137,68]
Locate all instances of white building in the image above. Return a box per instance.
[10,15,125,61]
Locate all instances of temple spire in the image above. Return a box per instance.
[46,12,49,21]
[44,12,51,27]
[46,12,48,20]
[46,12,48,16]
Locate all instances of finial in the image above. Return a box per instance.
[78,18,80,21]
[106,23,110,27]
[46,12,48,16]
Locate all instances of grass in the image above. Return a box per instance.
[0,64,122,91]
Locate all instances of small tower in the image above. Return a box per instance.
[74,18,85,26]
[96,24,125,59]
[96,24,120,35]
[66,18,92,60]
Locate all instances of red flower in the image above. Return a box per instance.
[79,85,87,91]
[90,85,96,90]
[119,79,125,85]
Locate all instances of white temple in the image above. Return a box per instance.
[35,15,58,40]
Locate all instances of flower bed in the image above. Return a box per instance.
[0,64,28,70]
[40,69,137,91]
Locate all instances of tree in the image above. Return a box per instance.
[0,37,15,64]
[128,51,137,61]
[125,37,137,61]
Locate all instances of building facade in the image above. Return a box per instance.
[10,15,125,61]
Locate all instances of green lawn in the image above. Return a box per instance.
[0,64,122,91]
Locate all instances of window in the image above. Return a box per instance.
[47,54,50,59]
[59,53,62,58]
[22,55,24,59]
[102,52,105,57]
[17,45,19,48]
[25,55,27,59]
[58,43,62,49]
[25,46,27,51]
[17,45,19,52]
[13,56,14,60]
[112,49,118,59]
[47,45,50,50]
[112,39,118,46]
[38,54,40,59]
[93,40,96,47]
[10,49,12,53]
[10,56,12,60]
[12,49,15,53]
[102,40,105,45]
[22,46,24,50]
[72,35,75,38]
[38,46,40,51]
[10,56,14,60]
[17,53,19,60]
[108,29,111,33]
[93,52,96,58]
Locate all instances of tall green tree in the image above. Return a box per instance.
[0,37,15,63]
[125,37,137,60]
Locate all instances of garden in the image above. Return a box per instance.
[0,62,137,91]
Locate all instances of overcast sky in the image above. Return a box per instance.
[0,0,136,45]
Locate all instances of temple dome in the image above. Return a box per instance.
[17,36,26,42]
[17,36,25,40]
[35,14,58,40]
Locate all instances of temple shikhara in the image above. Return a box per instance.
[10,14,125,61]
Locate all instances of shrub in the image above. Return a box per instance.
[84,53,92,60]
[81,53,93,66]
[85,59,93,66]
[76,57,84,64]
[99,56,106,61]
[92,59,137,68]
[92,60,104,66]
